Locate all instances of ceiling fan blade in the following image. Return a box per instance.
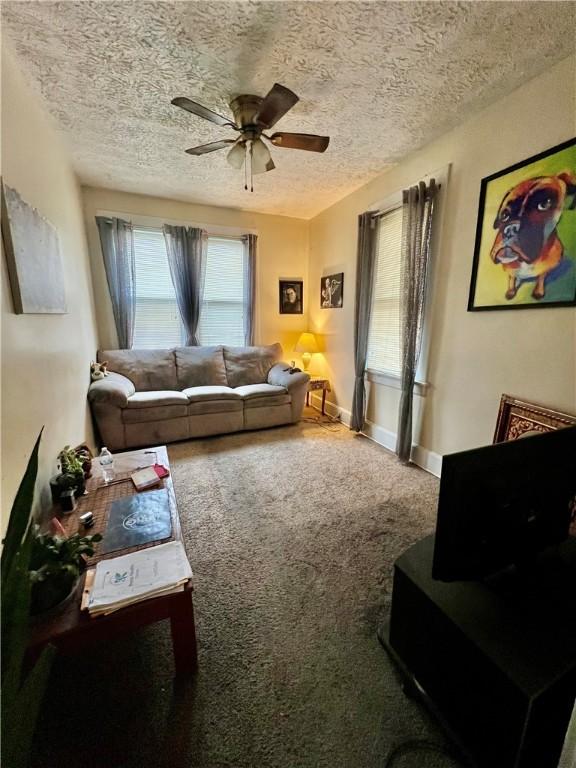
[172,97,237,128]
[266,132,330,152]
[185,140,236,156]
[269,133,330,152]
[255,84,299,128]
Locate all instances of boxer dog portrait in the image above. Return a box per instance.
[491,171,576,300]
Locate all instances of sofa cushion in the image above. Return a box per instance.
[223,343,282,388]
[234,384,287,399]
[99,349,177,392]
[187,400,243,415]
[183,386,241,403]
[126,391,189,408]
[123,404,189,424]
[175,346,228,389]
[244,394,291,408]
[235,383,291,408]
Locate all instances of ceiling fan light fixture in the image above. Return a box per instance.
[227,141,246,169]
[251,138,273,174]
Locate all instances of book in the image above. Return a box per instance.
[131,466,161,491]
[130,464,170,490]
[86,540,192,616]
[100,489,172,554]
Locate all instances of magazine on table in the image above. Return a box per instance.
[86,540,192,616]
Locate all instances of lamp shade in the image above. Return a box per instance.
[295,332,319,354]
[227,141,246,169]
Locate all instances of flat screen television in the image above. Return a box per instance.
[432,426,576,581]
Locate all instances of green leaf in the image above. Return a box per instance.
[1,644,56,768]
[1,524,34,695]
[1,429,42,584]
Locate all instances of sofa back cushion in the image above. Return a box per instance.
[175,346,228,389]
[98,349,177,392]
[223,343,283,388]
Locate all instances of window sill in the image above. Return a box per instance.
[365,369,429,396]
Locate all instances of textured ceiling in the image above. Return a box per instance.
[2,1,575,219]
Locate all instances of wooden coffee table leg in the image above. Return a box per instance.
[170,591,198,676]
[322,388,327,415]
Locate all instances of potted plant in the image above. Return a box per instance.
[2,431,55,768]
[57,445,86,498]
[29,528,102,615]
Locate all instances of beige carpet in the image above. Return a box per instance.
[32,417,462,768]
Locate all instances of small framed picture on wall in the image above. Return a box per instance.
[279,280,303,314]
[321,273,344,308]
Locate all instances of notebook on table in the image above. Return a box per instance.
[100,488,172,554]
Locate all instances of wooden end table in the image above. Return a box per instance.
[28,446,197,677]
[306,377,331,415]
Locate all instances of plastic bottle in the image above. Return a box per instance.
[98,447,115,483]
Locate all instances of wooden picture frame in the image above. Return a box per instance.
[468,138,576,312]
[279,280,303,314]
[493,394,576,443]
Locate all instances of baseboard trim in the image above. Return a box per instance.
[309,392,351,426]
[309,393,442,478]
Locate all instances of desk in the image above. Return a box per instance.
[306,377,331,415]
[28,446,197,677]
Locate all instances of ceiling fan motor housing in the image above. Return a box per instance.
[229,94,264,135]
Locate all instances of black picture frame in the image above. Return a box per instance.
[468,137,576,312]
[320,272,344,309]
[279,280,303,314]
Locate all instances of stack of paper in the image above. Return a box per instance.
[85,540,192,616]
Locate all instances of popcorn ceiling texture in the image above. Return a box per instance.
[2,1,575,218]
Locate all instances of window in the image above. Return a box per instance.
[132,227,246,349]
[132,227,184,349]
[198,237,245,346]
[366,206,403,377]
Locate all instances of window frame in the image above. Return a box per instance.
[95,210,258,349]
[364,164,449,394]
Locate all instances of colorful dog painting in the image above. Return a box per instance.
[469,139,576,310]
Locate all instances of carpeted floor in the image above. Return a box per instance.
[32,416,464,768]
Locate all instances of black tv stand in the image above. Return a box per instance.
[381,534,576,768]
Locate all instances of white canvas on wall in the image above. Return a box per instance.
[1,183,67,313]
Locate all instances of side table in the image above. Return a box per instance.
[306,377,331,415]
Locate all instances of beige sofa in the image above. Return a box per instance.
[88,343,310,451]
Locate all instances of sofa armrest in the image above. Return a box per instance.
[88,371,135,408]
[267,363,310,392]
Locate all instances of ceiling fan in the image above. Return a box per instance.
[171,83,330,191]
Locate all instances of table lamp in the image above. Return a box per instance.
[295,332,319,371]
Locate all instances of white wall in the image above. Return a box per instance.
[308,54,576,459]
[81,187,310,358]
[1,46,99,531]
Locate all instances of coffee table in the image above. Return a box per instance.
[28,446,197,676]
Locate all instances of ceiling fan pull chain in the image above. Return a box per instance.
[244,148,248,191]
[250,142,254,192]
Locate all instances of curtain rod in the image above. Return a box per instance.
[132,223,246,240]
[370,182,441,220]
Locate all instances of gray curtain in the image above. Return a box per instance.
[243,234,257,345]
[396,180,438,463]
[95,216,136,349]
[350,211,378,432]
[163,225,208,346]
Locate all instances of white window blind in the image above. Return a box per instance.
[198,236,245,346]
[366,206,403,377]
[132,227,184,349]
[131,228,247,349]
